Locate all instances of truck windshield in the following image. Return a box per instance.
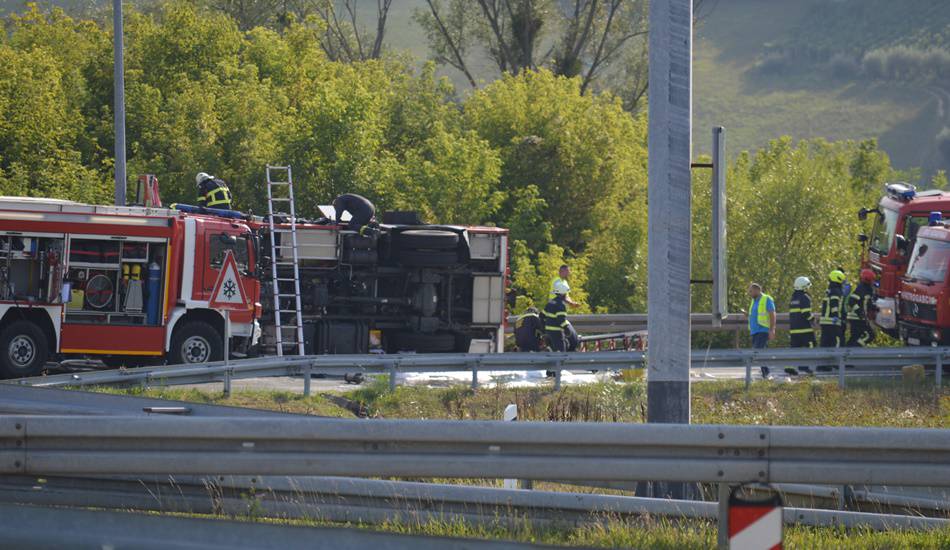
[907,237,950,283]
[869,207,898,254]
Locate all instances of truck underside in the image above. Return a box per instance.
[257,223,505,355]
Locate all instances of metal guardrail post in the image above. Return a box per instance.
[303,361,312,397]
[470,360,479,390]
[936,352,943,389]
[838,353,846,390]
[717,483,730,550]
[223,368,232,397]
[744,355,752,390]
[388,363,397,392]
[554,362,563,391]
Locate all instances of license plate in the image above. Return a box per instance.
[908,337,921,345]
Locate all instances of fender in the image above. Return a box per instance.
[164,305,257,351]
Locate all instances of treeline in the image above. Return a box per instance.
[0,3,939,316]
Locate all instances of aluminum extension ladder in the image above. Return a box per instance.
[265,165,305,356]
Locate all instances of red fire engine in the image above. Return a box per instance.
[859,182,950,335]
[0,195,508,378]
[892,217,950,346]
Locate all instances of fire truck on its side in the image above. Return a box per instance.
[0,196,508,378]
[859,182,950,336]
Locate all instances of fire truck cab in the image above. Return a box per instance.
[896,220,950,346]
[859,183,950,334]
[0,197,260,377]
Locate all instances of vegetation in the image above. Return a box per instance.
[0,2,945,321]
[111,377,950,428]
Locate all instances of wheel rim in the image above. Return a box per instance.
[8,335,35,367]
[181,335,211,363]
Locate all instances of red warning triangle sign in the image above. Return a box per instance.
[209,250,249,311]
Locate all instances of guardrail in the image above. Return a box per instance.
[0,474,943,532]
[2,415,949,487]
[508,313,791,334]
[11,346,950,392]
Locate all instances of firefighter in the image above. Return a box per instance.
[846,269,876,347]
[787,276,816,376]
[332,193,376,232]
[819,269,847,350]
[195,172,232,210]
[549,265,580,307]
[747,282,776,378]
[543,280,574,376]
[514,307,544,352]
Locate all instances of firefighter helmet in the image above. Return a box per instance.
[195,172,212,188]
[552,279,571,296]
[793,276,811,291]
[828,270,846,284]
[860,268,875,284]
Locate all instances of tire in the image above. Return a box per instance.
[169,321,224,364]
[396,229,459,250]
[399,249,460,267]
[0,320,49,378]
[390,331,456,353]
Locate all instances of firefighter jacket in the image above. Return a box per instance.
[788,290,814,334]
[820,283,846,326]
[197,178,232,209]
[846,282,874,321]
[543,296,570,333]
[514,312,544,351]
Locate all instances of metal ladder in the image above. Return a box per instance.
[265,165,305,356]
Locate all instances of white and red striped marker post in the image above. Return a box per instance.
[722,485,783,550]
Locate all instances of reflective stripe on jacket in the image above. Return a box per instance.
[789,290,814,335]
[748,293,773,331]
[543,297,569,332]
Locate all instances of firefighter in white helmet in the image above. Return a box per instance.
[543,279,576,377]
[195,172,232,210]
[787,276,816,375]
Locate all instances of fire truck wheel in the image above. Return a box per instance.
[0,321,49,378]
[399,249,460,267]
[169,321,224,364]
[396,230,459,250]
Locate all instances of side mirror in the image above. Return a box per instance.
[895,234,908,254]
[218,233,237,246]
[857,234,868,243]
[858,208,869,221]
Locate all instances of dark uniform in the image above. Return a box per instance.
[197,177,232,210]
[514,310,543,352]
[333,194,376,232]
[789,290,817,348]
[543,295,570,352]
[846,282,875,347]
[819,282,846,348]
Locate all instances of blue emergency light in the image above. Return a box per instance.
[885,182,916,201]
[930,211,942,226]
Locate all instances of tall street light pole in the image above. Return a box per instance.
[113,0,127,207]
[646,0,692,430]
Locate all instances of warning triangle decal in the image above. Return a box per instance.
[209,250,249,310]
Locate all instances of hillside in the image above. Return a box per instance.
[2,0,947,181]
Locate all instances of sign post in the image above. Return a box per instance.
[208,251,250,396]
[722,485,784,550]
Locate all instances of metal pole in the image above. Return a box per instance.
[646,0,692,426]
[223,311,231,397]
[303,361,311,397]
[717,483,730,550]
[838,353,846,390]
[112,0,126,207]
[711,127,727,328]
[936,352,942,389]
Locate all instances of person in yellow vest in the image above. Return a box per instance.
[195,172,233,210]
[748,282,776,378]
[549,265,579,307]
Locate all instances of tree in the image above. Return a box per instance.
[415,0,648,96]
[312,0,393,62]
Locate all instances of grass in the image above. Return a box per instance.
[92,377,950,546]
[102,376,950,428]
